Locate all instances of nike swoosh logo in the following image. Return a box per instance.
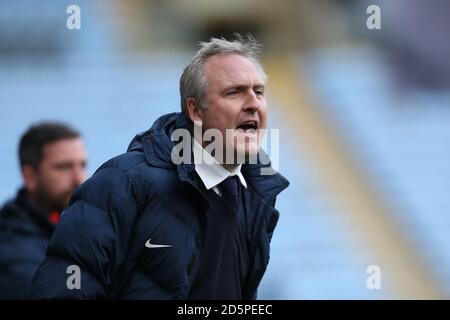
[145,239,172,249]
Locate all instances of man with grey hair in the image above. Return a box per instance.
[31,35,289,300]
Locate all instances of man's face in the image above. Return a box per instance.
[196,54,267,162]
[24,138,87,212]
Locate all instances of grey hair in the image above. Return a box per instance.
[179,34,267,125]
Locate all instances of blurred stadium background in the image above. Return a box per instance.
[1,0,449,299]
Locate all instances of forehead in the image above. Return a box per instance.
[204,54,264,87]
[42,138,86,162]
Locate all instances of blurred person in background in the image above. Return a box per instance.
[31,35,289,300]
[0,122,87,299]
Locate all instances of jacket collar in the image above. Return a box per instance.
[9,188,58,234]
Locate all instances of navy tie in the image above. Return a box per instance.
[218,175,240,210]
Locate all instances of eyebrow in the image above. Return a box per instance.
[51,159,87,169]
[222,83,265,93]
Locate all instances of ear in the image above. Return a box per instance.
[186,98,204,125]
[21,165,38,193]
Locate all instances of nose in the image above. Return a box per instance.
[72,166,86,186]
[243,90,261,113]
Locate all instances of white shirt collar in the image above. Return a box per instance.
[193,138,247,190]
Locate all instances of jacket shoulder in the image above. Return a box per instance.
[96,150,147,173]
[84,151,180,212]
[96,151,175,182]
[0,198,33,231]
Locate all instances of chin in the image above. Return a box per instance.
[235,143,260,163]
[59,193,74,209]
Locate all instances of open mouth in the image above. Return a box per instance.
[236,120,258,133]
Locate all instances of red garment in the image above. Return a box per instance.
[48,211,60,225]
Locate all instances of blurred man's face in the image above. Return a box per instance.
[23,138,87,212]
[189,54,268,165]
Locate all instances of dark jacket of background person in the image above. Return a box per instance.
[31,112,289,299]
[0,188,59,299]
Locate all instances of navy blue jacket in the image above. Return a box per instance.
[0,188,58,299]
[31,112,289,299]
